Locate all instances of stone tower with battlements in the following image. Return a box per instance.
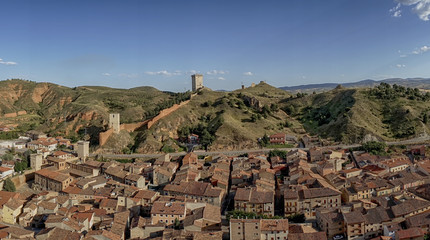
[109,113,120,133]
[191,74,203,91]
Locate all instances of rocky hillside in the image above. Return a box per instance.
[0,79,184,145]
[1,79,429,153]
[136,82,297,153]
[281,84,430,143]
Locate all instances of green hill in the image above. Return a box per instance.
[1,79,428,153]
[281,84,430,143]
[0,79,184,145]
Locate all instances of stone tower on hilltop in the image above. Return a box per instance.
[109,113,120,134]
[191,74,203,91]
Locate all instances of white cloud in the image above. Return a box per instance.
[396,64,406,68]
[395,0,430,21]
[390,3,402,17]
[0,58,17,65]
[218,77,226,81]
[412,45,430,54]
[206,70,228,75]
[102,73,111,76]
[243,72,254,76]
[187,70,199,75]
[118,73,139,79]
[144,70,181,76]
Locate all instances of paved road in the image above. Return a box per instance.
[90,135,430,159]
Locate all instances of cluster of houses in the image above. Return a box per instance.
[1,129,430,240]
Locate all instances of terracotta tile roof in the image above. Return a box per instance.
[37,227,81,240]
[0,166,13,173]
[406,210,430,228]
[125,173,143,182]
[99,198,117,209]
[45,215,83,231]
[133,189,158,200]
[88,208,107,217]
[39,201,58,210]
[83,160,103,169]
[72,212,94,223]
[182,152,198,165]
[202,204,221,222]
[63,186,82,194]
[301,188,340,199]
[380,158,411,168]
[4,199,23,210]
[164,181,224,198]
[343,211,365,224]
[234,188,273,203]
[260,219,289,231]
[87,230,121,240]
[36,168,71,182]
[397,227,425,239]
[284,189,299,199]
[151,201,186,215]
[0,226,34,238]
[114,211,130,225]
[364,207,390,224]
[392,199,430,217]
[193,231,223,240]
[288,232,327,240]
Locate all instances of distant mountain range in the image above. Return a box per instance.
[280,78,430,93]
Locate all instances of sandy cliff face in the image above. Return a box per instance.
[32,83,50,103]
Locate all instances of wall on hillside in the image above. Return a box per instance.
[98,100,190,146]
[99,128,114,146]
[147,100,190,129]
[120,120,150,132]
[99,121,149,146]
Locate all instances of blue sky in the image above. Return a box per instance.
[1,0,430,91]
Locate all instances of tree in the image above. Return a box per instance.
[174,218,181,230]
[200,129,214,150]
[1,153,13,161]
[287,213,305,223]
[361,141,387,155]
[3,178,16,192]
[260,134,270,147]
[268,150,287,159]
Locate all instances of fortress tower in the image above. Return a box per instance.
[30,153,43,171]
[77,140,90,161]
[109,113,120,133]
[191,74,203,91]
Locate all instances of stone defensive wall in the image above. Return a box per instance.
[147,100,190,129]
[98,100,190,146]
[120,120,150,132]
[99,128,114,146]
[7,170,35,190]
